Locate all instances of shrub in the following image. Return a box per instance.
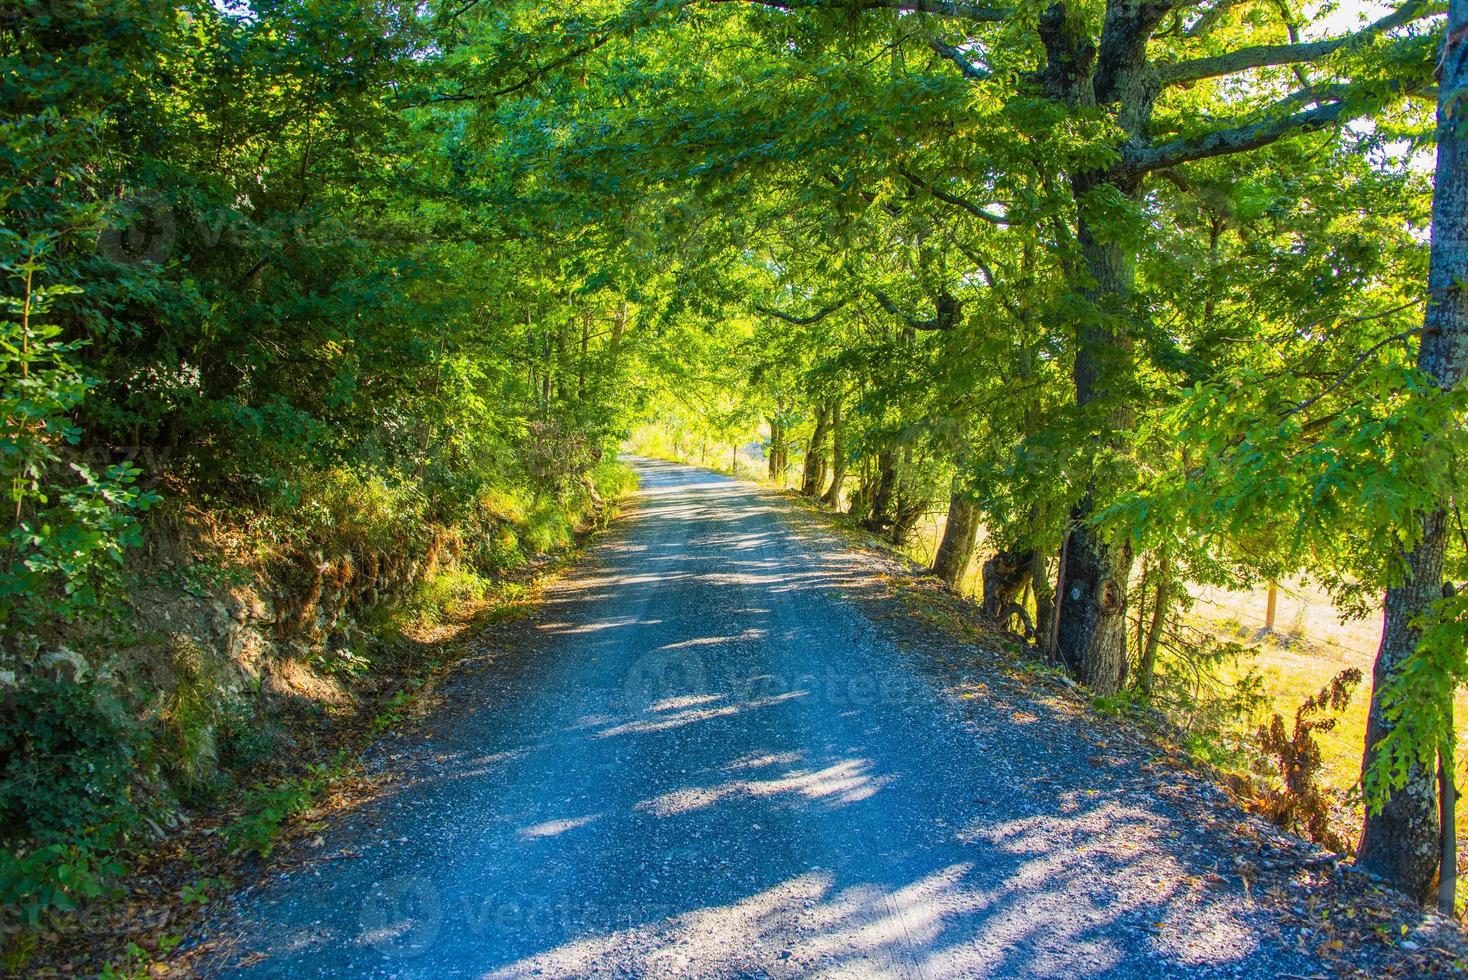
[1254,668,1364,851]
[288,467,427,556]
[0,839,124,925]
[523,500,574,555]
[408,568,493,624]
[590,457,639,503]
[0,676,135,846]
[0,675,137,923]
[224,763,334,859]
[0,258,156,635]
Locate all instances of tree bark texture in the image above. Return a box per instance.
[1054,210,1140,695]
[821,399,846,507]
[801,403,832,496]
[982,547,1036,620]
[863,448,898,534]
[933,491,980,589]
[768,417,788,484]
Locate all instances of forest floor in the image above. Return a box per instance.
[185,458,1461,977]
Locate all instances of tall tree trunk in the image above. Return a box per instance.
[1056,507,1131,692]
[1054,196,1140,696]
[1359,516,1452,904]
[1359,7,1468,904]
[1040,1,1162,694]
[1137,547,1171,694]
[801,403,832,496]
[863,448,897,533]
[821,399,846,507]
[933,490,980,590]
[767,417,786,484]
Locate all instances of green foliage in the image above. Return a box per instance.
[0,256,156,633]
[0,675,134,845]
[1365,590,1468,811]
[0,675,135,923]
[0,841,124,927]
[178,876,227,907]
[590,458,640,503]
[224,760,338,860]
[285,469,427,558]
[406,568,496,625]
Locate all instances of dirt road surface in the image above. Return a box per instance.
[201,459,1423,978]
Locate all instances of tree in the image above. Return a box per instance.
[1359,0,1468,905]
[933,482,980,589]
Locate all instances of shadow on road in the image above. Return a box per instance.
[211,460,1300,978]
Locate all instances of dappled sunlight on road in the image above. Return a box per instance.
[484,820,1258,979]
[636,757,891,817]
[952,801,1261,971]
[517,814,602,840]
[210,460,1305,978]
[597,690,807,738]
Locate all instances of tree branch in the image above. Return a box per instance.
[1124,96,1349,173]
[397,32,618,108]
[754,299,849,324]
[708,0,1010,21]
[1282,326,1430,418]
[868,287,963,330]
[1158,0,1436,85]
[898,168,1010,225]
[928,37,992,80]
[947,235,1029,323]
[1184,0,1248,39]
[1129,73,1424,173]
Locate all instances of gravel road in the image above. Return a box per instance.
[201,459,1418,978]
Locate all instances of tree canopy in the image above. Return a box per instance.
[3,0,1464,911]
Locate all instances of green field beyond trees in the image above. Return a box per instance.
[3,0,1467,966]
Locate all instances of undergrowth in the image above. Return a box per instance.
[0,457,637,968]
